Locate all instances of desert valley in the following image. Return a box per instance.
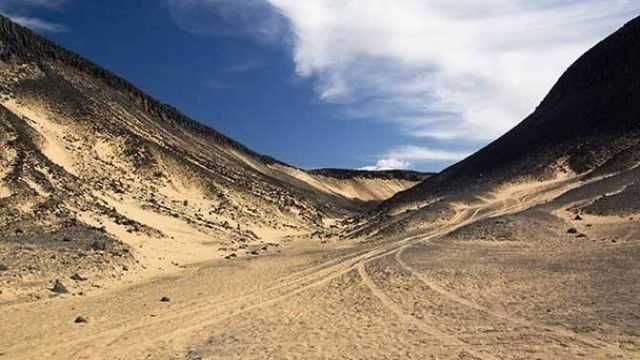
[1,11,640,360]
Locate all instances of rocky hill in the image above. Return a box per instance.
[382,15,640,213]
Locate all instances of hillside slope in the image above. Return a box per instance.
[342,14,640,240]
[382,15,640,214]
[0,15,420,300]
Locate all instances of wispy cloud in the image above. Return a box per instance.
[6,15,67,33]
[167,0,288,43]
[268,0,639,141]
[168,0,640,170]
[203,79,232,90]
[223,60,262,73]
[0,0,68,33]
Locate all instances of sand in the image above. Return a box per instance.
[2,177,639,359]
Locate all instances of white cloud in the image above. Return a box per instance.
[7,15,67,33]
[224,60,262,73]
[267,0,639,143]
[167,0,287,43]
[360,158,412,171]
[0,0,68,33]
[167,0,639,170]
[0,0,66,9]
[361,145,470,170]
[203,79,232,90]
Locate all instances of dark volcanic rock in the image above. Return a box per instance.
[70,273,88,282]
[90,239,107,251]
[383,15,640,210]
[51,279,69,294]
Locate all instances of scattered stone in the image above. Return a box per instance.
[74,316,88,324]
[567,228,578,234]
[185,350,203,360]
[70,273,88,281]
[574,215,583,221]
[249,250,259,256]
[576,234,588,238]
[160,296,171,303]
[0,264,8,272]
[224,253,237,260]
[122,265,129,271]
[51,279,69,294]
[612,239,617,243]
[62,237,72,242]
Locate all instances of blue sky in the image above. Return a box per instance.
[1,1,638,171]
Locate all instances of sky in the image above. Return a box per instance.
[1,1,639,171]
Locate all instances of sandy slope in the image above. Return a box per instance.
[2,175,639,359]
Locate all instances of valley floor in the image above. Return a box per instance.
[2,192,639,360]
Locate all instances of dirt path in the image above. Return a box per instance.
[2,179,636,359]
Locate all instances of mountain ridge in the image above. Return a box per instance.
[382,14,640,211]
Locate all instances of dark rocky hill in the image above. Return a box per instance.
[383,15,640,210]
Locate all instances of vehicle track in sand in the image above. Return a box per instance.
[6,178,633,359]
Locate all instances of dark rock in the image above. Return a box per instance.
[0,264,8,272]
[574,215,583,221]
[160,296,171,302]
[576,233,588,238]
[224,253,237,260]
[567,228,578,234]
[90,239,107,251]
[185,350,203,360]
[51,279,69,294]
[70,273,88,281]
[74,316,88,324]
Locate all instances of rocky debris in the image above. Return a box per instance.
[0,263,8,272]
[224,253,237,260]
[160,296,171,303]
[185,350,203,360]
[70,273,88,281]
[74,316,88,324]
[574,215,583,221]
[51,279,69,294]
[567,228,578,234]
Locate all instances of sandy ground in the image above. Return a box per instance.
[2,176,639,360]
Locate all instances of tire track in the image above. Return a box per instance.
[357,263,499,360]
[393,246,628,358]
